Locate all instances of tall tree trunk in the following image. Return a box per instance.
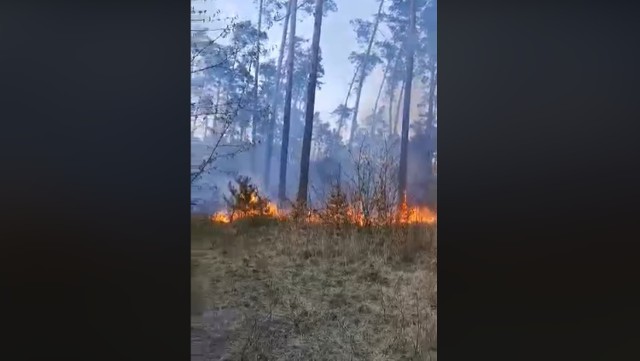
[336,61,362,135]
[398,0,416,204]
[426,61,437,127]
[211,84,221,137]
[348,0,385,150]
[278,0,298,203]
[297,0,325,206]
[191,114,198,136]
[425,62,437,180]
[251,0,265,174]
[393,79,405,135]
[264,0,293,191]
[387,50,402,134]
[388,84,395,134]
[433,85,437,121]
[371,57,392,135]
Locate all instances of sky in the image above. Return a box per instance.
[196,0,386,128]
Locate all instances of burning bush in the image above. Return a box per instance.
[221,176,278,222]
[321,183,350,226]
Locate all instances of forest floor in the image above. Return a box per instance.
[191,216,437,361]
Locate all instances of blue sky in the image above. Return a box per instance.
[199,0,386,127]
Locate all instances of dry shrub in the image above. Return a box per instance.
[321,183,350,227]
[346,138,400,227]
[289,199,310,223]
[224,175,273,221]
[276,218,435,267]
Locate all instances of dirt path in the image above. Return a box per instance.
[191,309,241,361]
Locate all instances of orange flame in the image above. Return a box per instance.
[211,203,436,226]
[406,206,437,224]
[211,212,230,223]
[210,191,436,226]
[210,200,284,224]
[398,193,437,225]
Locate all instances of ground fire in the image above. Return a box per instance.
[210,181,437,226]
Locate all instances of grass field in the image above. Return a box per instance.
[191,216,437,360]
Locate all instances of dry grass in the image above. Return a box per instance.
[191,215,437,361]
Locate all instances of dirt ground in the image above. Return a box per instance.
[191,219,437,360]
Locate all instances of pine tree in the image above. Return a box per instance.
[297,0,326,206]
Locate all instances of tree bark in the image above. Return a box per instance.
[398,0,416,204]
[336,61,362,135]
[250,0,265,174]
[348,0,385,150]
[211,83,221,137]
[278,0,298,203]
[393,78,405,135]
[297,0,325,206]
[264,0,293,191]
[425,61,437,179]
[426,61,437,127]
[371,56,392,135]
[191,114,198,136]
[387,91,394,134]
[387,52,402,135]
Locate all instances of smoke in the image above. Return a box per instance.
[357,71,436,207]
[355,67,427,137]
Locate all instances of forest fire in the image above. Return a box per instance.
[404,206,437,224]
[211,212,231,223]
[210,200,284,224]
[210,198,437,226]
[398,193,437,225]
[208,179,436,226]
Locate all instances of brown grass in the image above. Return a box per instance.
[191,216,437,360]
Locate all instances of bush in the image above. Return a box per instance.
[224,176,274,222]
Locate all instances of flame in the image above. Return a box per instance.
[398,192,437,225]
[406,206,437,224]
[211,212,230,223]
[211,203,436,226]
[264,202,281,218]
[210,200,283,224]
[210,191,436,226]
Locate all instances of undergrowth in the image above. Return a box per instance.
[191,215,437,360]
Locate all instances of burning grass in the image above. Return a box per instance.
[192,212,437,360]
[210,176,437,227]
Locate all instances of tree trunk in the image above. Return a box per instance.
[425,62,437,179]
[264,0,293,191]
[393,78,405,135]
[371,57,392,135]
[278,0,298,203]
[387,52,402,135]
[191,114,198,137]
[297,0,325,206]
[388,84,394,134]
[337,61,362,135]
[398,0,416,204]
[348,0,385,150]
[211,84,221,137]
[426,61,437,127]
[250,0,265,174]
